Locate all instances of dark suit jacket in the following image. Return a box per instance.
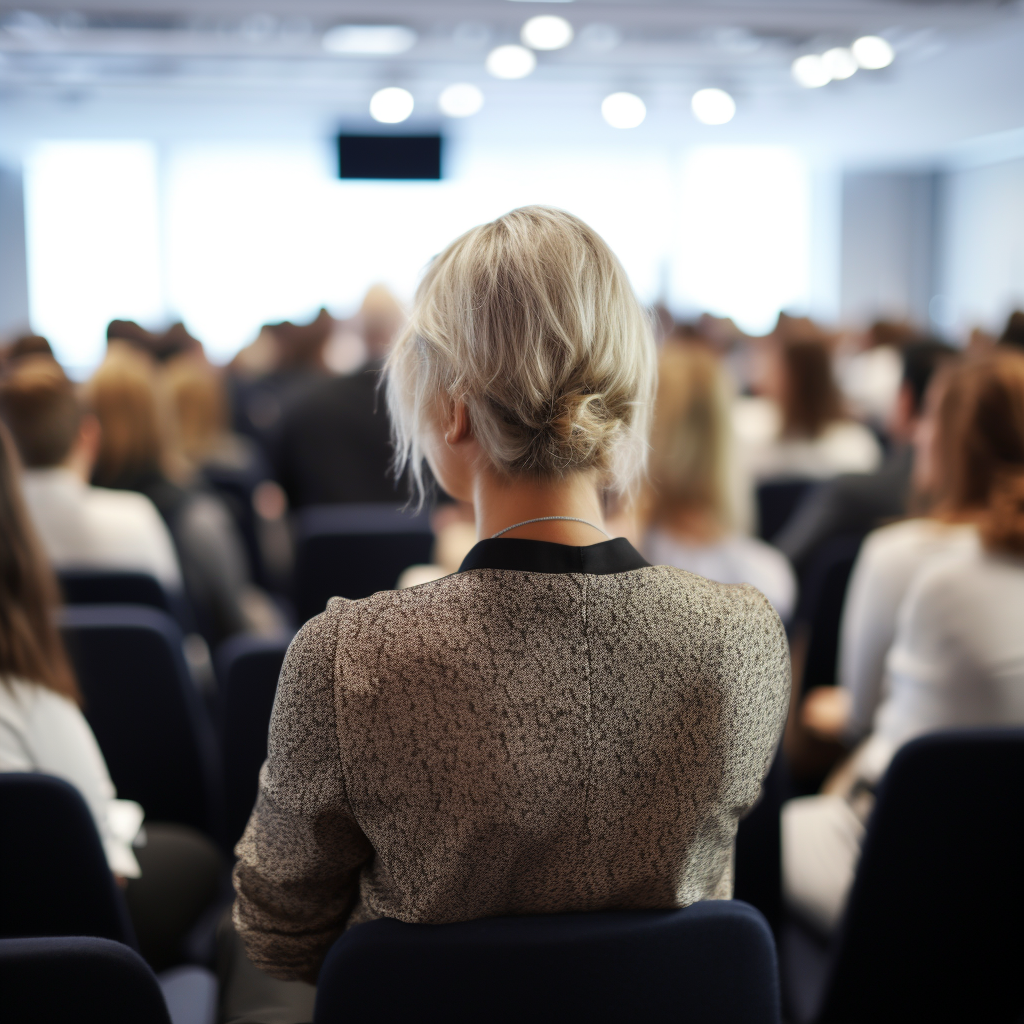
[774,445,913,575]
[274,364,404,508]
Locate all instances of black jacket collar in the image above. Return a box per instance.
[458,537,649,576]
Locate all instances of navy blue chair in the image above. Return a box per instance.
[793,534,864,694]
[315,902,780,1023]
[57,568,197,633]
[60,605,224,841]
[782,729,1024,1023]
[293,503,433,624]
[0,773,135,945]
[0,936,217,1024]
[216,633,291,849]
[757,479,818,542]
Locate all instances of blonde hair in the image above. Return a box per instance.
[643,344,735,530]
[385,206,656,500]
[162,355,227,464]
[86,344,166,486]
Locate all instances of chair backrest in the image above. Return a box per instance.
[0,936,172,1024]
[57,568,195,633]
[0,774,135,945]
[757,479,818,542]
[216,634,290,849]
[816,729,1024,1023]
[293,503,433,623]
[315,902,780,1024]
[793,534,863,694]
[60,604,224,841]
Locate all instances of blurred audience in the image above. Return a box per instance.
[0,420,222,971]
[736,337,882,482]
[775,339,957,574]
[784,350,1024,934]
[0,358,182,592]
[86,345,280,643]
[641,344,796,620]
[273,286,407,508]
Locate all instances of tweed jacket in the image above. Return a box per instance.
[233,538,790,982]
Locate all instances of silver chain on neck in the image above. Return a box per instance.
[491,516,610,540]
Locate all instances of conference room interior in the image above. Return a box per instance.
[1,0,1023,1022]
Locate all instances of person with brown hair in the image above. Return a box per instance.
[641,343,796,619]
[783,350,1024,935]
[0,357,182,591]
[86,345,280,642]
[736,337,882,484]
[0,419,143,877]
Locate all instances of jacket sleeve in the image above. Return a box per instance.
[232,603,372,982]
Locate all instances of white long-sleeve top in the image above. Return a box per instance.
[0,677,143,877]
[21,467,183,591]
[837,518,977,741]
[851,542,1024,785]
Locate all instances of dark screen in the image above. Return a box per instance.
[337,134,442,180]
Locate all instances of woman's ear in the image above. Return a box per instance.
[446,400,472,446]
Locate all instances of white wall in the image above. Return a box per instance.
[0,165,30,336]
[20,138,820,366]
[839,171,936,330]
[935,155,1024,340]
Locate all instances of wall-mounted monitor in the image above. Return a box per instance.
[337,134,442,180]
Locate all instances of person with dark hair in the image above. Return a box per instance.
[784,350,1024,934]
[775,339,958,574]
[999,309,1024,351]
[736,338,882,485]
[272,286,407,508]
[0,357,182,590]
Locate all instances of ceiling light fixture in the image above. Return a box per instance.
[601,92,646,129]
[439,83,485,118]
[791,54,831,88]
[369,87,414,123]
[852,35,895,70]
[485,44,537,79]
[521,15,573,50]
[691,88,736,125]
[822,47,858,80]
[322,25,417,55]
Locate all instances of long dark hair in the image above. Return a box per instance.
[0,421,79,702]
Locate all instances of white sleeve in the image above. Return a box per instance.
[837,531,906,740]
[16,687,142,877]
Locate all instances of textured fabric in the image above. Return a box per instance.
[233,553,790,983]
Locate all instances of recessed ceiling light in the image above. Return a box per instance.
[322,25,417,55]
[485,44,537,79]
[601,91,646,129]
[852,35,895,70]
[439,83,485,118]
[822,47,858,81]
[691,88,736,125]
[791,54,831,88]
[521,15,573,50]
[369,87,414,123]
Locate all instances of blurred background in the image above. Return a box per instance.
[1,0,1023,371]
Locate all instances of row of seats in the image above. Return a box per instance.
[4,732,1022,1022]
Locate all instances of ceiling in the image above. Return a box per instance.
[2,0,1024,166]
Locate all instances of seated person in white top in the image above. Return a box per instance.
[782,351,1024,935]
[0,421,220,970]
[640,343,796,621]
[0,357,182,592]
[735,337,882,483]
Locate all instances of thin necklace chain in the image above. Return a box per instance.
[491,516,610,540]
